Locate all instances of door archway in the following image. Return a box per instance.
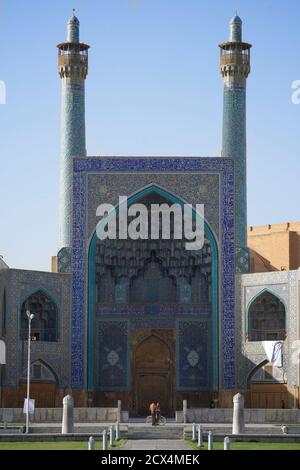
[132,331,174,417]
[247,360,288,408]
[87,183,219,393]
[19,360,58,407]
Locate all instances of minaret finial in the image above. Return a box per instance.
[67,9,80,43]
[229,14,242,42]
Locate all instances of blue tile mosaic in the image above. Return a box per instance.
[222,84,247,257]
[177,320,210,390]
[95,320,129,390]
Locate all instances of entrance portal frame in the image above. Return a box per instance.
[71,157,235,391]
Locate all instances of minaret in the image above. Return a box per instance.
[57,12,89,272]
[219,16,251,273]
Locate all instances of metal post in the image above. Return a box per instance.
[192,422,196,441]
[117,400,121,424]
[208,431,213,450]
[115,422,120,440]
[183,400,187,424]
[25,310,34,434]
[197,424,203,447]
[109,425,114,446]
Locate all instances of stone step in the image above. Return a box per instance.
[128,427,183,440]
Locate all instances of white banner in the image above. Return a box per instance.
[262,341,283,367]
[23,398,35,416]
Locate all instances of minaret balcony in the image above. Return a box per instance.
[220,53,250,67]
[58,53,88,68]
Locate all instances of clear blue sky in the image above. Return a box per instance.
[0,0,299,271]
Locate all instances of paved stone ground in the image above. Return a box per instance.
[122,439,191,450]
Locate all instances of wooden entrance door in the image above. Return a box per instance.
[137,371,171,416]
[19,382,56,407]
[250,383,288,408]
[132,330,175,417]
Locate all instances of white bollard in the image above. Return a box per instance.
[197,424,203,447]
[183,400,187,424]
[62,395,74,434]
[281,425,288,434]
[224,436,230,450]
[88,436,95,450]
[115,422,120,441]
[103,429,108,450]
[192,422,196,441]
[232,393,245,435]
[109,425,114,446]
[117,400,122,424]
[208,431,213,450]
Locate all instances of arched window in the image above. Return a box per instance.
[20,290,58,342]
[248,291,286,341]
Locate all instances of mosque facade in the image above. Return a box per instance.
[0,15,299,414]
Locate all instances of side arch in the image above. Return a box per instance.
[246,288,286,341]
[19,359,59,408]
[19,289,60,342]
[246,288,287,316]
[20,288,60,311]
